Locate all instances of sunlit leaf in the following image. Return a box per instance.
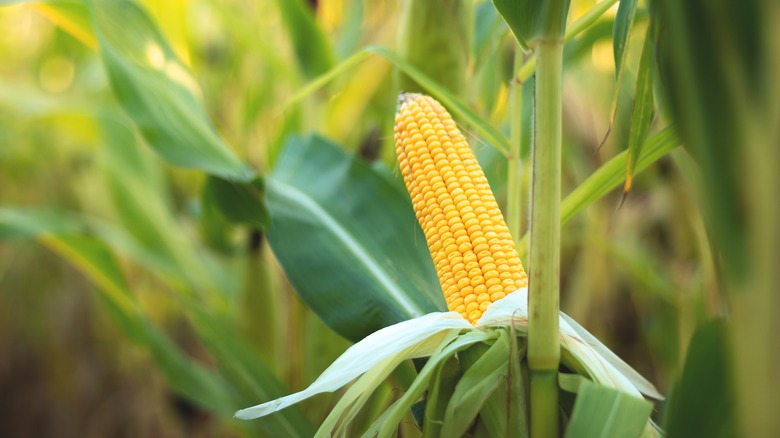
[89,0,251,181]
[31,0,97,50]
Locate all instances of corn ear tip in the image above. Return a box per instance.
[396,92,423,114]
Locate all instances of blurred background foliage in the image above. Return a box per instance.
[0,0,776,436]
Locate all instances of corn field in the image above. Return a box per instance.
[0,0,778,437]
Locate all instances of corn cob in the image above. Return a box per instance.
[394,93,528,324]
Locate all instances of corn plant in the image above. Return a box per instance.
[0,0,777,437]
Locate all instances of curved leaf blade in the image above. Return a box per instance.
[89,0,251,181]
[622,27,656,200]
[613,0,638,75]
[265,135,445,342]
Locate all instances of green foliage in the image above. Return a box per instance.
[1,0,770,435]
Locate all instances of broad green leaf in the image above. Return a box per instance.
[284,45,511,156]
[518,126,680,258]
[492,0,571,49]
[89,0,251,181]
[612,0,638,75]
[203,176,271,229]
[265,135,444,342]
[275,0,333,79]
[622,26,656,199]
[565,379,653,438]
[664,320,735,438]
[442,330,510,437]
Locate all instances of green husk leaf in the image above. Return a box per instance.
[565,379,653,438]
[442,329,511,437]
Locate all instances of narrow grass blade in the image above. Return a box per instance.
[621,26,656,202]
[612,0,638,75]
[598,0,639,149]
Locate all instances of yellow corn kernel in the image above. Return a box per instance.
[394,93,528,324]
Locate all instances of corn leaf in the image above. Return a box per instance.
[202,176,271,229]
[565,379,652,438]
[612,0,638,75]
[598,0,639,148]
[265,135,445,342]
[24,0,98,50]
[363,331,496,438]
[88,0,251,182]
[621,26,655,199]
[663,320,735,438]
[492,0,571,49]
[442,329,511,437]
[275,0,333,79]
